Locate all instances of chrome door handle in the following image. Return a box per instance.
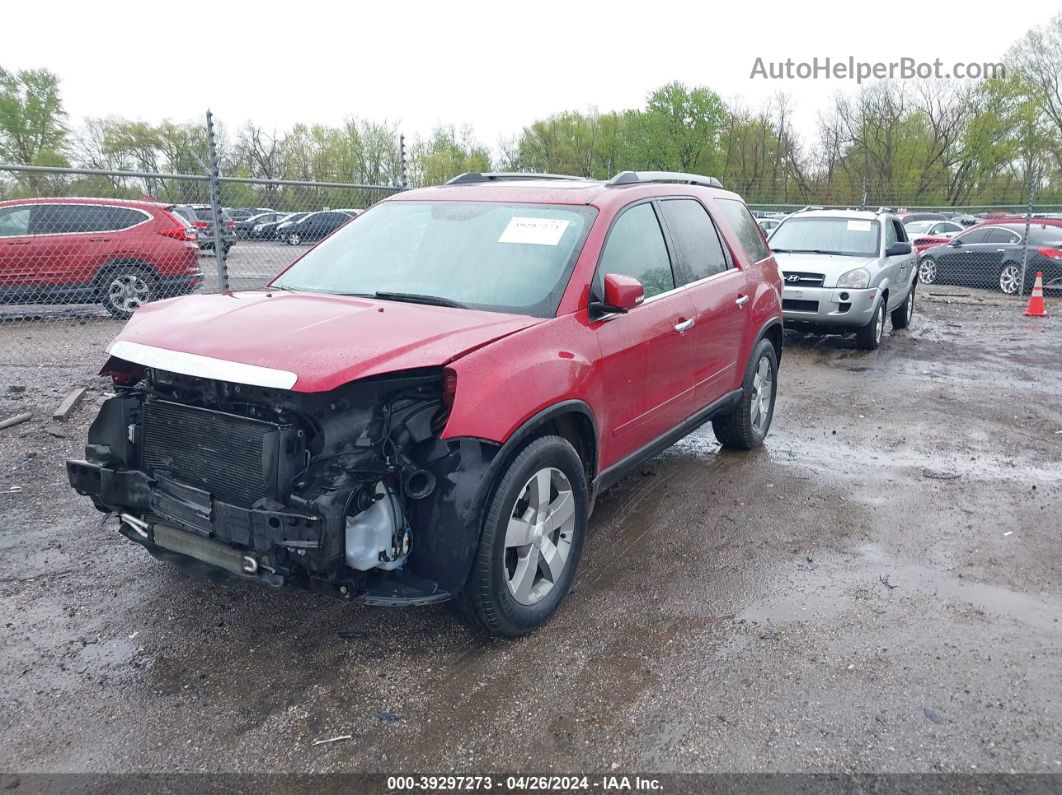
[674,319,695,334]
[735,295,750,307]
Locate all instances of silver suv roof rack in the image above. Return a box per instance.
[605,170,724,189]
[446,172,589,185]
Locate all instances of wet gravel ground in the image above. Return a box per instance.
[0,293,1060,774]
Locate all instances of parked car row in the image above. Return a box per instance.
[231,209,360,243]
[757,206,1061,297]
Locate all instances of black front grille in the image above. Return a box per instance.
[783,299,819,312]
[140,400,278,505]
[782,272,826,287]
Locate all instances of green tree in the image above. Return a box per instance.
[0,67,68,166]
[627,81,727,174]
[409,125,490,186]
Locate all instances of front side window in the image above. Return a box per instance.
[273,200,597,318]
[597,202,674,299]
[958,228,990,244]
[769,217,881,257]
[0,206,31,237]
[658,199,730,283]
[885,220,898,248]
[716,199,771,262]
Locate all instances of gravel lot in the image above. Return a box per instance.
[0,293,1059,775]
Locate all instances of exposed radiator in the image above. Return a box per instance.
[140,399,282,506]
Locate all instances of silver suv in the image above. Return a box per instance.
[768,209,918,350]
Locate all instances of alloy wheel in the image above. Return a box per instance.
[750,354,774,434]
[504,467,576,605]
[107,274,150,313]
[289,233,300,245]
[875,303,886,344]
[999,265,1020,295]
[918,259,937,284]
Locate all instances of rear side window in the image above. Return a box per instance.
[598,203,674,299]
[716,199,771,262]
[658,199,729,283]
[108,207,149,230]
[986,228,1020,244]
[0,205,31,237]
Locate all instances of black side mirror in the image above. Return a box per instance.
[949,238,962,247]
[885,242,912,256]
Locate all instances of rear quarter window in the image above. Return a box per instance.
[715,199,771,263]
[108,207,149,230]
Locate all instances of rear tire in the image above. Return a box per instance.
[98,264,157,319]
[712,338,778,450]
[891,283,915,329]
[918,258,938,285]
[457,435,588,638]
[856,300,886,351]
[999,263,1022,295]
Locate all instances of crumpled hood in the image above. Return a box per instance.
[774,252,879,287]
[108,291,543,392]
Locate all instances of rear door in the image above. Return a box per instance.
[657,197,749,408]
[591,201,699,463]
[0,205,36,289]
[33,204,119,286]
[26,204,97,289]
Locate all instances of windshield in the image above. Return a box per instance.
[769,217,881,257]
[904,221,934,235]
[272,201,597,317]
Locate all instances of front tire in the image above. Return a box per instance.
[891,283,915,329]
[712,338,778,450]
[288,232,301,245]
[856,300,887,351]
[458,435,588,638]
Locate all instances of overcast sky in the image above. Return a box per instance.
[7,0,1055,151]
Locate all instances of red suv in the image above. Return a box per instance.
[67,172,782,636]
[0,197,203,318]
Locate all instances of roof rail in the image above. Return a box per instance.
[445,172,589,185]
[605,170,724,189]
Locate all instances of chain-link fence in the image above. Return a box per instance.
[1,143,1060,376]
[0,158,401,370]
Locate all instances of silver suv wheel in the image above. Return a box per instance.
[504,467,576,605]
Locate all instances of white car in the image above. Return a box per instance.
[904,220,963,239]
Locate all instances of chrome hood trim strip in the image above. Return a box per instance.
[108,340,298,390]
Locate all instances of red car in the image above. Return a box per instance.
[67,171,783,636]
[0,197,203,318]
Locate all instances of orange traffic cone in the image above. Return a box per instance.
[1024,271,1048,317]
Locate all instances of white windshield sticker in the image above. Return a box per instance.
[498,217,570,246]
[847,220,873,232]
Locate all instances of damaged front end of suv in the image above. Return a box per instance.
[67,358,498,605]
